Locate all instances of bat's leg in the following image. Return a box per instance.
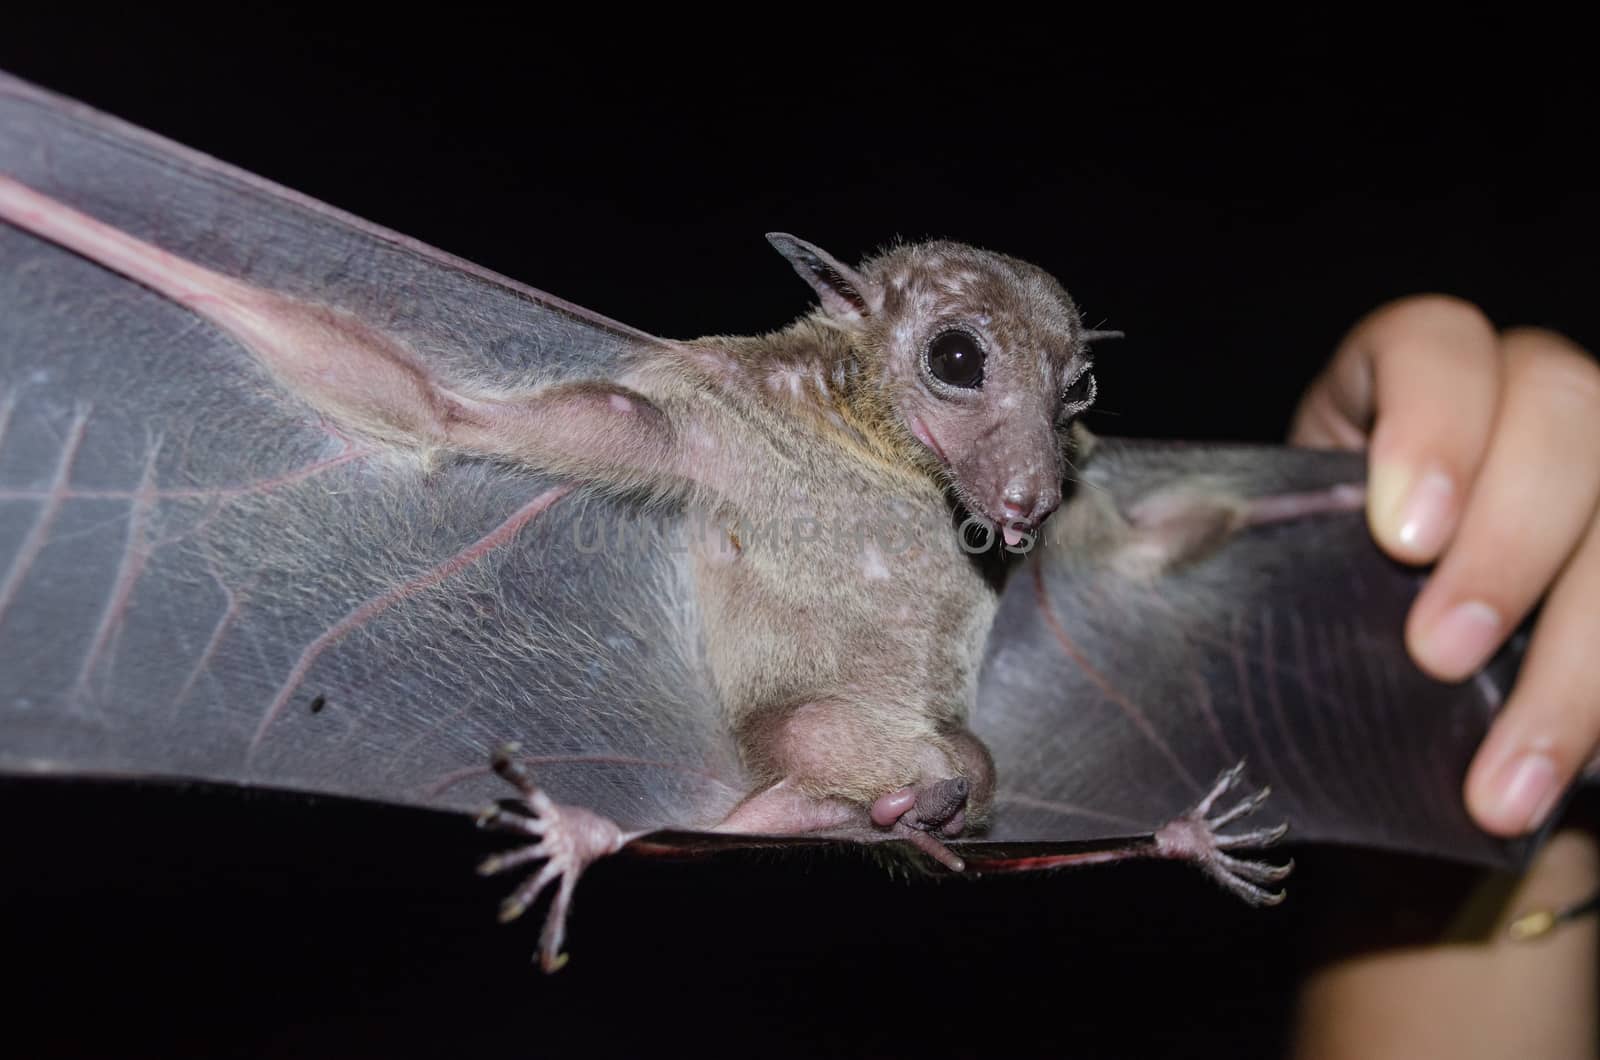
[475,747,642,973]
[0,178,714,495]
[971,762,1291,904]
[1115,481,1365,577]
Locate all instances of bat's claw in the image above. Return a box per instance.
[1156,762,1292,906]
[477,750,632,972]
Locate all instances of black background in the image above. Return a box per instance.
[3,22,1596,1059]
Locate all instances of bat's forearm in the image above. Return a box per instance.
[448,381,705,494]
[0,175,708,495]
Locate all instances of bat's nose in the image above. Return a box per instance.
[1000,479,1060,528]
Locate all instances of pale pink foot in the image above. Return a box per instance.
[476,746,636,972]
[1154,761,1292,905]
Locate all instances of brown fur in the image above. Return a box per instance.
[607,236,1098,828]
[211,224,1101,834]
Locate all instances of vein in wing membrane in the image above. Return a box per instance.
[0,74,744,832]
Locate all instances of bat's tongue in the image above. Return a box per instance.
[1002,526,1025,548]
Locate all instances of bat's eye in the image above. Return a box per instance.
[1062,370,1096,409]
[927,329,985,389]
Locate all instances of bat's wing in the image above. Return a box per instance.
[971,438,1543,871]
[0,72,747,830]
[0,73,1552,882]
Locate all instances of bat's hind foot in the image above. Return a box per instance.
[476,746,631,972]
[1155,761,1292,906]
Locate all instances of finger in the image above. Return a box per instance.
[1290,296,1501,563]
[1407,329,1600,681]
[1464,507,1600,835]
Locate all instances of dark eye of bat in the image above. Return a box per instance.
[927,329,985,389]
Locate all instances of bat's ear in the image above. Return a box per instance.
[766,233,881,322]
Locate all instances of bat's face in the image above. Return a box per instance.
[868,242,1096,543]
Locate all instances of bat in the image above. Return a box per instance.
[0,71,1560,972]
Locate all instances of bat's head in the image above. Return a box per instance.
[768,233,1104,542]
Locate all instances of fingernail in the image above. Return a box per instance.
[1416,600,1502,677]
[1486,752,1560,834]
[1397,471,1454,555]
[1370,463,1454,558]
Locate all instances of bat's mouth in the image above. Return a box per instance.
[957,494,1047,553]
[909,415,1056,550]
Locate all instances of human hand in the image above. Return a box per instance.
[1291,296,1600,838]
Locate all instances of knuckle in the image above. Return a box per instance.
[1502,325,1591,358]
[1355,294,1500,379]
[1376,293,1496,341]
[1506,338,1600,410]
